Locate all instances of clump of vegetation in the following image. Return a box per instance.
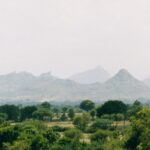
[73,113,90,131]
[64,128,82,140]
[80,100,95,112]
[125,107,150,150]
[91,129,111,142]
[0,100,147,150]
[90,118,113,131]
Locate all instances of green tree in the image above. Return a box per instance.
[20,106,37,120]
[91,119,113,131]
[3,140,30,150]
[32,108,52,121]
[44,129,60,144]
[53,108,59,119]
[91,129,111,142]
[68,109,75,120]
[0,105,20,121]
[60,113,68,121]
[96,100,127,117]
[80,100,95,112]
[0,126,19,147]
[127,100,142,118]
[90,109,96,120]
[30,134,49,150]
[73,113,90,131]
[62,107,68,113]
[0,113,8,124]
[125,108,150,150]
[60,107,68,121]
[40,102,51,109]
[64,128,82,141]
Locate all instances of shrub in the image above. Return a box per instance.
[60,113,68,121]
[91,129,111,142]
[0,126,19,147]
[73,113,90,131]
[91,119,113,130]
[51,126,68,132]
[44,129,60,144]
[64,128,82,140]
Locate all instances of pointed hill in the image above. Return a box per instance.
[96,69,150,99]
[69,66,110,84]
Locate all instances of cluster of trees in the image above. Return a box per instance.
[0,99,147,150]
[73,100,142,131]
[0,99,142,123]
[0,102,76,123]
[125,107,150,149]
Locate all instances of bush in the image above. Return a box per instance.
[32,108,52,121]
[44,129,60,144]
[30,134,49,150]
[64,128,82,140]
[91,119,113,130]
[60,113,68,121]
[0,113,8,124]
[51,126,68,132]
[0,105,20,121]
[0,126,19,147]
[125,108,150,150]
[68,109,75,120]
[73,113,90,131]
[91,129,111,142]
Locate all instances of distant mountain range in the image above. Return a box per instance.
[92,69,150,100]
[143,78,150,87]
[69,66,110,84]
[0,68,149,103]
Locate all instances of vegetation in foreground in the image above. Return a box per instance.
[0,99,148,150]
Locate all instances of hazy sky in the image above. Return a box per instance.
[0,0,150,79]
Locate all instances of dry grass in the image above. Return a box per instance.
[46,120,130,129]
[46,121,74,128]
[80,133,91,144]
[112,121,130,126]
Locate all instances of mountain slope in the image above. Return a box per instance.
[0,70,149,102]
[69,66,110,84]
[143,78,150,87]
[94,69,150,99]
[0,72,91,101]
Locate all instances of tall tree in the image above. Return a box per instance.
[40,102,51,109]
[68,108,75,120]
[96,100,127,117]
[0,105,20,121]
[80,100,95,112]
[20,106,37,120]
[73,113,90,131]
[32,108,52,121]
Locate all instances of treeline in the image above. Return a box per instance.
[0,100,142,123]
[0,99,149,150]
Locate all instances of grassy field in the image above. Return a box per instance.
[46,120,130,128]
[47,121,74,128]
[112,121,130,126]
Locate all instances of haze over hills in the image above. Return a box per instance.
[0,68,149,103]
[92,69,150,100]
[0,71,92,102]
[143,78,150,87]
[69,66,110,84]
